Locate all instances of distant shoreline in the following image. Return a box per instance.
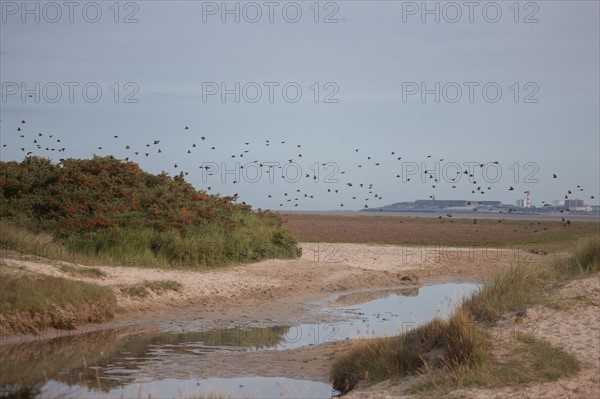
[279,209,600,221]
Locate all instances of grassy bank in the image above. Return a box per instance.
[0,264,116,334]
[465,234,600,324]
[330,235,599,394]
[0,156,300,268]
[331,307,484,393]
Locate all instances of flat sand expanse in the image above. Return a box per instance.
[1,243,598,399]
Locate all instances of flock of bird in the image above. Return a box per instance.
[2,119,597,214]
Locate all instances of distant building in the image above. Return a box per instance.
[516,199,525,208]
[413,199,502,208]
[552,200,562,207]
[564,199,584,209]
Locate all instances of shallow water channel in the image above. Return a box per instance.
[0,282,478,398]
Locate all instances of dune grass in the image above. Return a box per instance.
[0,265,114,316]
[412,334,580,395]
[0,264,116,333]
[119,280,183,298]
[58,264,106,278]
[330,235,599,394]
[555,234,600,275]
[465,234,600,324]
[0,215,299,269]
[0,220,80,263]
[330,307,485,393]
[463,263,539,325]
[64,212,300,268]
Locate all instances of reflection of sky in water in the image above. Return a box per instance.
[273,283,479,349]
[4,283,478,399]
[41,377,334,399]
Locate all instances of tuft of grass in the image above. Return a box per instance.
[573,234,600,272]
[413,334,580,395]
[58,264,106,278]
[119,280,182,298]
[465,234,600,325]
[519,335,580,381]
[551,234,600,276]
[464,263,539,325]
[572,294,600,307]
[330,308,484,394]
[144,279,182,293]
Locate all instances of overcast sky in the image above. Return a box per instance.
[1,0,598,210]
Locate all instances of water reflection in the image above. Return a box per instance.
[331,286,420,307]
[0,327,138,389]
[40,377,334,399]
[0,282,478,398]
[1,324,292,393]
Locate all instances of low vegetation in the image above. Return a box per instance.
[58,264,106,278]
[0,221,78,262]
[465,235,600,324]
[0,156,300,268]
[119,280,183,298]
[562,233,600,274]
[285,213,599,249]
[331,307,484,393]
[0,264,115,334]
[412,334,580,395]
[330,235,598,394]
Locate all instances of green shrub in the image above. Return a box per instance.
[0,156,300,267]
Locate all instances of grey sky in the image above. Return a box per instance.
[1,0,598,210]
